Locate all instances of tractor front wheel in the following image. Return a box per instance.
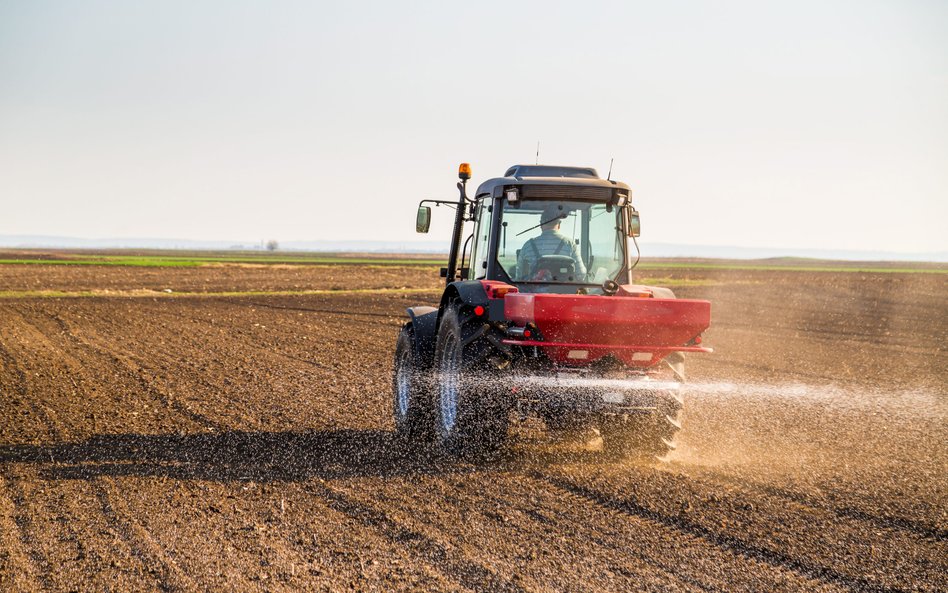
[433,306,508,456]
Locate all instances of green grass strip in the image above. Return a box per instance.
[0,258,203,267]
[0,287,443,299]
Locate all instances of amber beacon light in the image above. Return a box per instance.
[458,162,472,180]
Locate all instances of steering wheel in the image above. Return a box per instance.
[532,255,577,281]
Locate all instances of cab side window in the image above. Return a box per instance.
[470,201,492,279]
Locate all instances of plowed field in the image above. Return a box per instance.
[1,261,945,592]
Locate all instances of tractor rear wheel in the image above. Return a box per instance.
[433,306,508,456]
[392,325,433,443]
[601,393,682,461]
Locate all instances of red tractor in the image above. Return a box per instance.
[393,163,711,458]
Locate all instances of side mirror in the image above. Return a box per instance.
[628,210,641,237]
[416,206,432,234]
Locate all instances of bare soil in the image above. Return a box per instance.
[0,261,441,293]
[0,262,945,592]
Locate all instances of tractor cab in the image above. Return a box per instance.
[417,163,640,295]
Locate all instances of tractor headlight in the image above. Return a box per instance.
[505,188,519,203]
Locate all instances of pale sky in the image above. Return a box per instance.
[1,0,946,253]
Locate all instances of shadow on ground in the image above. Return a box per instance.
[0,429,602,483]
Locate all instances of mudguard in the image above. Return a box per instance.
[406,306,438,367]
[404,282,492,368]
[438,281,507,322]
[439,281,489,310]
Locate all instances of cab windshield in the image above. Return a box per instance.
[497,199,627,285]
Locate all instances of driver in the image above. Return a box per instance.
[518,205,587,280]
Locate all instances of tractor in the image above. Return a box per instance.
[393,163,712,458]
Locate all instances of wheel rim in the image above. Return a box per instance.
[395,347,411,419]
[439,336,460,433]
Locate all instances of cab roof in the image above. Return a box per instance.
[475,164,630,200]
[504,164,599,178]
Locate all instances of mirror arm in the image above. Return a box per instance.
[419,199,458,209]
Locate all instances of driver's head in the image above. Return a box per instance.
[540,205,564,231]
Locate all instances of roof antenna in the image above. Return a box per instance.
[607,157,614,181]
[536,141,540,165]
